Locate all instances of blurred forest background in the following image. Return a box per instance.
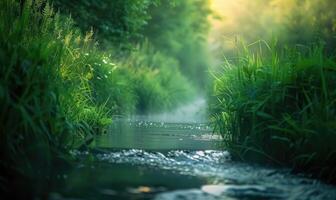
[210,0,336,57]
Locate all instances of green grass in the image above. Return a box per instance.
[0,0,80,195]
[211,41,336,182]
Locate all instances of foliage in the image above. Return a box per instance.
[211,41,336,182]
[123,44,196,113]
[53,0,212,88]
[53,0,159,48]
[88,43,195,115]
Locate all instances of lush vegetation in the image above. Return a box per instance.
[0,0,210,197]
[53,0,211,88]
[53,0,158,48]
[211,42,336,181]
[211,0,336,182]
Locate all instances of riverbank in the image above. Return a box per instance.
[211,41,336,183]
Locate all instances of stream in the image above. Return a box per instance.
[50,99,336,200]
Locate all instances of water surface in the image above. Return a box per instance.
[50,99,336,200]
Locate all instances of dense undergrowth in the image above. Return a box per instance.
[0,0,201,197]
[211,41,336,182]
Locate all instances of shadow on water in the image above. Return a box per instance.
[50,98,336,200]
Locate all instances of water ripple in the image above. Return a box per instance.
[92,149,336,200]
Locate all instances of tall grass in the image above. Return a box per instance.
[211,41,336,182]
[1,0,69,196]
[0,0,116,195]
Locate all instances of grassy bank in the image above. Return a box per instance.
[211,41,336,182]
[0,0,197,197]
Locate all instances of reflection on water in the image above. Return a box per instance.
[50,99,336,200]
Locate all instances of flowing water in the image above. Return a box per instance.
[50,98,336,200]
